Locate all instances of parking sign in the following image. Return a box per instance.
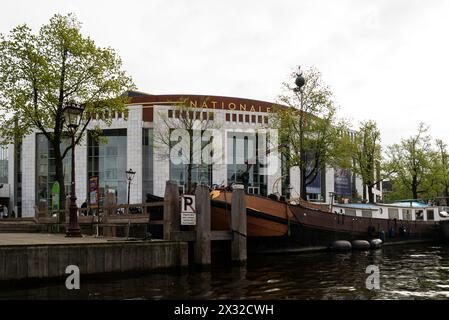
[181,195,196,225]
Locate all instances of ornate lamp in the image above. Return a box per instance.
[294,66,306,92]
[126,168,136,205]
[63,102,84,130]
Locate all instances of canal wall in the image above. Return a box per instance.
[0,240,188,282]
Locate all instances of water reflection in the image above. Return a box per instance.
[1,244,449,300]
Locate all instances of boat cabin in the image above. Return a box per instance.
[332,202,449,222]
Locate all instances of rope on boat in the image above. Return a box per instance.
[232,229,247,238]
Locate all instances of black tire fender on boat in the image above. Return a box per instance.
[351,240,371,250]
[329,240,352,251]
[369,238,383,249]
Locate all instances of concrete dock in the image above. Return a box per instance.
[0,233,188,282]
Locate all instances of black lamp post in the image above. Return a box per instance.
[126,168,136,205]
[294,66,307,198]
[64,102,84,237]
[329,192,336,213]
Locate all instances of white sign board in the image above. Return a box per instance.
[181,195,196,226]
[181,212,196,226]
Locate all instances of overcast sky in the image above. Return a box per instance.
[1,0,448,146]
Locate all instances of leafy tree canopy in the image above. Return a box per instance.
[0,13,135,145]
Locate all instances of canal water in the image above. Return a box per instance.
[1,243,449,300]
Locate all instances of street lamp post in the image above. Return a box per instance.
[294,66,306,198]
[329,191,336,213]
[64,102,84,237]
[126,168,136,205]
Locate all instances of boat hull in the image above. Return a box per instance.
[211,192,291,237]
[289,203,440,247]
[440,220,449,241]
[149,191,442,248]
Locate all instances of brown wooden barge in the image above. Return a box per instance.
[210,190,441,249]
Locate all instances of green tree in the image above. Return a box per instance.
[272,66,351,199]
[427,139,449,202]
[387,123,433,200]
[350,120,390,203]
[0,13,135,208]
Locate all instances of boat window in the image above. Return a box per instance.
[415,210,424,220]
[345,209,357,216]
[362,210,372,218]
[403,209,412,221]
[388,208,399,220]
[427,210,434,221]
[248,187,260,195]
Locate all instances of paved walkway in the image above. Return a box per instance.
[0,233,141,246]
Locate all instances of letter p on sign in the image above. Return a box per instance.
[181,195,196,225]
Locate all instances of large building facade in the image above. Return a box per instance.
[0,91,381,217]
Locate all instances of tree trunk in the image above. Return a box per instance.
[300,166,307,199]
[187,163,193,194]
[444,185,449,205]
[412,175,418,200]
[351,160,357,199]
[368,186,375,203]
[365,176,374,203]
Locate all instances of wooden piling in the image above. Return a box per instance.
[194,185,211,266]
[231,184,247,264]
[163,181,180,240]
[162,180,247,266]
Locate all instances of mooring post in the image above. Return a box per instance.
[194,185,211,266]
[231,184,247,264]
[163,181,180,240]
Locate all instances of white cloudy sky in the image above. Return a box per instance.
[1,0,448,146]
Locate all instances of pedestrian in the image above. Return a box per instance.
[81,200,88,215]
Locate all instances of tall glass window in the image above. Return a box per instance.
[88,129,127,205]
[142,128,154,198]
[0,146,8,184]
[36,134,72,207]
[170,163,212,193]
[227,132,267,196]
[169,129,212,193]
